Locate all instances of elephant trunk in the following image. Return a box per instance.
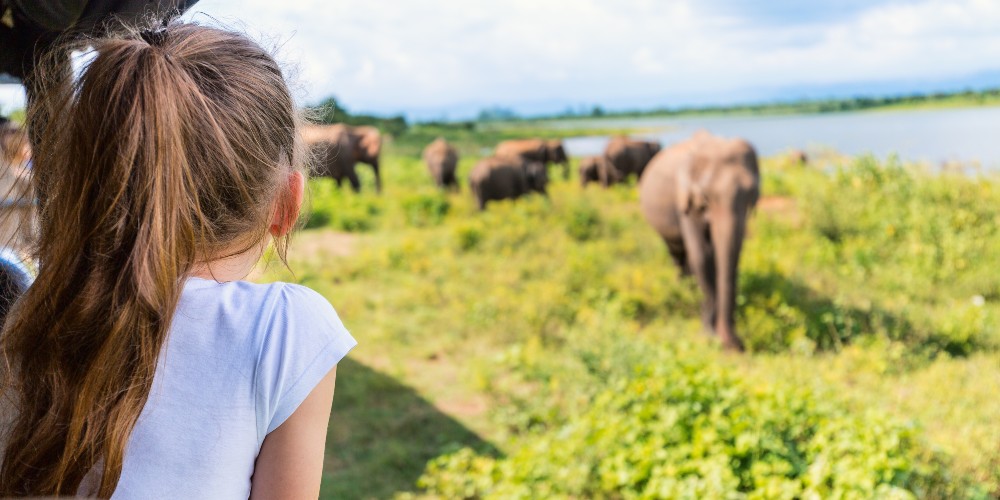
[709,204,747,352]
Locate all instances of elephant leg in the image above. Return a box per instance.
[708,206,747,352]
[680,215,717,336]
[347,169,361,193]
[372,162,382,194]
[664,238,689,276]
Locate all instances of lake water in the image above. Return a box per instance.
[558,107,1000,169]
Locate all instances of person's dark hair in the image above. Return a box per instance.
[0,19,304,497]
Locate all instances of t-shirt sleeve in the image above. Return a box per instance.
[254,284,357,444]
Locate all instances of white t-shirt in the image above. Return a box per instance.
[105,277,357,498]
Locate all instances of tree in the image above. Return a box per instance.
[314,96,350,124]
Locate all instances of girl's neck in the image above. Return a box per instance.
[190,240,267,283]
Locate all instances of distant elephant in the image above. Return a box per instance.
[579,155,622,188]
[422,137,459,190]
[787,149,808,165]
[495,138,570,179]
[469,156,548,210]
[605,136,661,180]
[302,124,383,193]
[638,131,760,352]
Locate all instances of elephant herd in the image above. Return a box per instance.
[301,124,760,352]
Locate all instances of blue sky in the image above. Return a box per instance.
[3,0,1000,119]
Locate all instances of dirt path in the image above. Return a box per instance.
[757,195,795,213]
[290,229,358,258]
[756,195,801,226]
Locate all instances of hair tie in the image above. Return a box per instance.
[139,28,168,46]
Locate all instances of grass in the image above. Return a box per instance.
[258,146,1000,499]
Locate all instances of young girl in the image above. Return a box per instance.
[0,20,356,498]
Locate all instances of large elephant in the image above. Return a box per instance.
[579,155,623,188]
[638,131,760,352]
[469,156,547,210]
[422,137,459,191]
[495,139,569,179]
[302,124,383,193]
[605,136,661,180]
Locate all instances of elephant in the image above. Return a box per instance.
[579,155,623,188]
[0,125,35,253]
[638,131,760,352]
[468,156,548,210]
[605,136,661,180]
[495,139,570,179]
[422,137,460,191]
[788,149,808,165]
[302,124,383,193]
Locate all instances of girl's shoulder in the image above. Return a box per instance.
[183,277,351,340]
[183,277,337,319]
[249,281,357,439]
[181,278,357,441]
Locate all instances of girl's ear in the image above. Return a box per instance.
[270,171,305,237]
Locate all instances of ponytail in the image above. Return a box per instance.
[0,21,300,497]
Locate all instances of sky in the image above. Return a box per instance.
[4,0,1000,119]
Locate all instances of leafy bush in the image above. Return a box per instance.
[304,179,381,232]
[786,155,1000,354]
[564,201,603,242]
[401,193,451,227]
[454,223,484,251]
[419,355,975,499]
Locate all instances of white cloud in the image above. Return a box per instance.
[171,0,1000,115]
[632,47,666,75]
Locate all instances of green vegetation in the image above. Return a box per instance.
[260,148,1000,499]
[388,121,648,158]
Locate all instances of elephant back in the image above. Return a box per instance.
[495,139,546,163]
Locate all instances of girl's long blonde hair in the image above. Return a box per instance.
[0,20,303,497]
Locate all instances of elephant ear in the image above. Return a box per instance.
[359,129,382,159]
